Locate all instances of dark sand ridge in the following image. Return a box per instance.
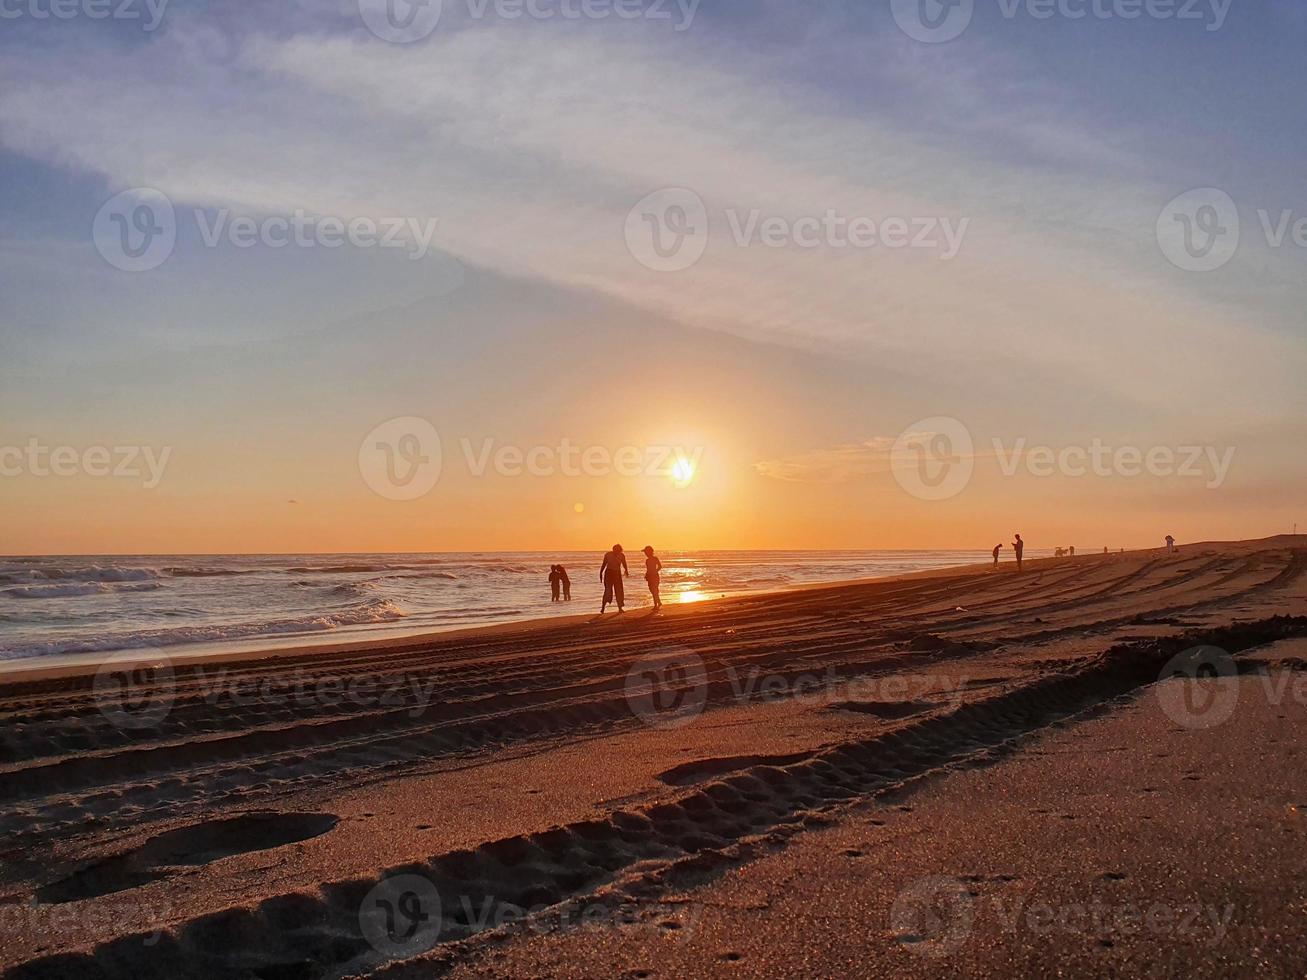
[0,536,1304,977]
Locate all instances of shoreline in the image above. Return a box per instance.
[0,548,998,674]
[2,536,1294,684]
[0,552,1017,682]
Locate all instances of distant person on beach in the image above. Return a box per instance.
[1069,546,1075,557]
[643,546,663,610]
[600,544,628,613]
[548,565,561,602]
[558,565,571,601]
[992,543,1002,569]
[1165,534,1176,555]
[1013,534,1024,571]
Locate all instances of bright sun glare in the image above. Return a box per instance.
[671,457,696,488]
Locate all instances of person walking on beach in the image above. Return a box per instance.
[992,543,1002,569]
[600,544,628,613]
[548,565,561,602]
[558,565,571,601]
[642,546,663,610]
[1165,534,1176,555]
[1013,533,1024,572]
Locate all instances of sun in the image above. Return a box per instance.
[670,456,696,488]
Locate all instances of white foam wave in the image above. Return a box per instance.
[2,581,162,599]
[0,598,407,658]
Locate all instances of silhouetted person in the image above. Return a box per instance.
[1069,546,1075,557]
[558,565,571,601]
[1013,533,1024,571]
[548,565,561,602]
[643,545,663,610]
[992,543,1002,569]
[1165,534,1176,555]
[600,544,628,612]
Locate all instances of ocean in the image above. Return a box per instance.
[0,550,1002,663]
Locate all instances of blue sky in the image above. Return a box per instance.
[1,0,1304,551]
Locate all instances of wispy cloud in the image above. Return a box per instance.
[0,10,1302,431]
[753,437,898,484]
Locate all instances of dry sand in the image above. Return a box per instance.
[1,537,1305,978]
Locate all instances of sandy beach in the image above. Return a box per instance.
[2,537,1306,978]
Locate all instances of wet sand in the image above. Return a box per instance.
[1,537,1305,978]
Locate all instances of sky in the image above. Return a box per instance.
[0,0,1304,554]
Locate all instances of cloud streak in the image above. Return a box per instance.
[0,9,1302,433]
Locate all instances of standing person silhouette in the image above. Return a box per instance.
[642,546,663,610]
[600,544,628,613]
[1013,533,1024,572]
[548,565,561,602]
[558,565,571,601]
[992,543,1002,569]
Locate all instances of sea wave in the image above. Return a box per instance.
[162,567,254,578]
[0,598,408,659]
[285,561,452,574]
[0,564,161,584]
[2,581,162,599]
